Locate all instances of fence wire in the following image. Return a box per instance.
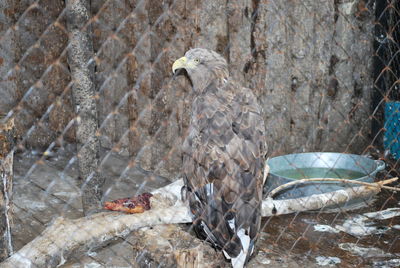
[0,0,399,267]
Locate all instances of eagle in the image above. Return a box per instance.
[172,48,268,268]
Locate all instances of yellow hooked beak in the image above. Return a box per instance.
[172,56,200,74]
[172,56,188,74]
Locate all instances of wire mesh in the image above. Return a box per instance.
[0,0,399,267]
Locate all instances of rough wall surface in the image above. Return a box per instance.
[0,0,374,178]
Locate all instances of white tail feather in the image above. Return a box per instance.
[231,250,247,268]
[224,228,250,268]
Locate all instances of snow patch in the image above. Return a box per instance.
[258,257,271,265]
[364,207,400,220]
[373,259,400,268]
[313,224,340,233]
[335,207,400,237]
[87,251,97,257]
[335,215,383,237]
[315,256,341,266]
[339,243,392,258]
[83,262,103,268]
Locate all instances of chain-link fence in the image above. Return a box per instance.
[0,0,399,267]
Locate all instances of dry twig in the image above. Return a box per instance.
[267,177,399,198]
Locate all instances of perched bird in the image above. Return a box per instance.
[172,48,267,268]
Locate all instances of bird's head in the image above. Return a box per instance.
[172,48,229,92]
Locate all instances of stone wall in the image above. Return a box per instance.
[0,0,375,178]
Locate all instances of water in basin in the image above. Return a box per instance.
[274,168,366,180]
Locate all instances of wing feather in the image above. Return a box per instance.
[183,80,267,260]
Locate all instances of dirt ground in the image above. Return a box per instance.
[10,147,400,267]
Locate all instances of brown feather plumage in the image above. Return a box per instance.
[174,48,267,266]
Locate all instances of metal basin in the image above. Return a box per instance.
[264,152,385,202]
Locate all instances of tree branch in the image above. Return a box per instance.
[267,177,399,198]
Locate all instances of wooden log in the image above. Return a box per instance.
[0,198,190,267]
[0,118,14,261]
[262,184,382,216]
[132,225,227,268]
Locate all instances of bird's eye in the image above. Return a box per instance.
[194,58,200,63]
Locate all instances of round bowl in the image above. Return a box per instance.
[264,152,385,202]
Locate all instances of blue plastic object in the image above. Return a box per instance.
[384,102,400,160]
